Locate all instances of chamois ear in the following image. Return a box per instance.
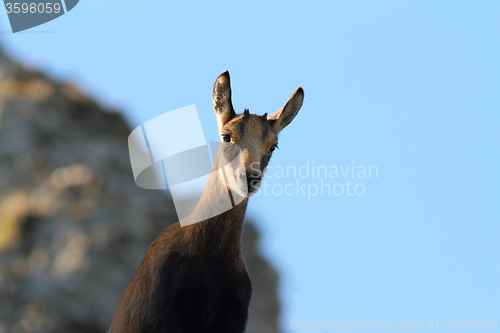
[268,87,304,133]
[213,70,236,130]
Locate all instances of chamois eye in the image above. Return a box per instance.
[222,134,231,143]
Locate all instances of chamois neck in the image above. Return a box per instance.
[182,168,249,255]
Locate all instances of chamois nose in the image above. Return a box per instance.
[246,172,261,190]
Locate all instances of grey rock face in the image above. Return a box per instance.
[0,49,280,333]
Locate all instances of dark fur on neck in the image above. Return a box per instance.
[108,168,252,333]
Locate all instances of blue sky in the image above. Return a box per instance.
[1,1,499,331]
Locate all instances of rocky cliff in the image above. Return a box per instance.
[0,48,281,333]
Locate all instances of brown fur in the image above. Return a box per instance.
[107,71,303,333]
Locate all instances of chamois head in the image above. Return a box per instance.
[212,70,304,197]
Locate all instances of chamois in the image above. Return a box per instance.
[108,71,304,333]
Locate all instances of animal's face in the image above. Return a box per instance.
[212,71,304,197]
[219,112,278,196]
